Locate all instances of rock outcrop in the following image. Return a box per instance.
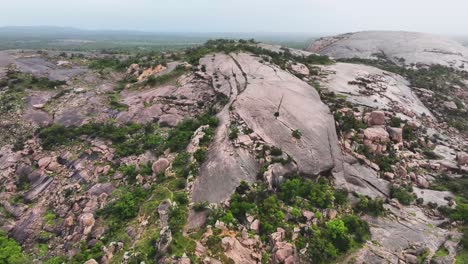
[308,31,468,70]
[192,52,344,202]
[318,62,433,117]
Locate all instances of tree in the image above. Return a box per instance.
[0,231,28,264]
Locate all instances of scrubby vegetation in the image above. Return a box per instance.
[0,71,66,114]
[431,176,468,262]
[185,39,333,69]
[334,111,367,133]
[0,231,29,264]
[145,65,188,87]
[209,177,372,263]
[97,186,149,238]
[37,111,219,158]
[390,185,416,205]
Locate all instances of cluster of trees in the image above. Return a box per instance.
[213,178,373,263]
[0,231,29,264]
[185,39,333,69]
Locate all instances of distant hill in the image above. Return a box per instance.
[0,26,316,51]
[308,31,468,70]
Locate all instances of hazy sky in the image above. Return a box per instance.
[2,0,467,34]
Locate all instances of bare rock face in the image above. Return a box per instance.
[351,205,455,263]
[318,63,432,118]
[116,73,215,125]
[192,52,344,203]
[308,31,468,70]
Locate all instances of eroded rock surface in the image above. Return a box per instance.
[192,52,344,202]
[309,31,468,70]
[319,62,433,117]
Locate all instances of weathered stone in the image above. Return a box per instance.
[364,127,389,142]
[302,210,314,221]
[443,101,458,110]
[192,52,344,203]
[88,183,114,196]
[308,31,468,72]
[152,158,170,175]
[38,157,52,169]
[250,219,260,233]
[457,152,468,166]
[221,236,258,264]
[290,63,310,76]
[79,213,95,235]
[126,63,140,76]
[384,172,395,180]
[273,242,295,264]
[368,111,386,126]
[387,127,403,143]
[416,175,429,189]
[159,114,182,127]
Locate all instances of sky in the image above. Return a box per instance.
[2,0,468,35]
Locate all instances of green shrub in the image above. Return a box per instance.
[119,164,138,184]
[0,231,29,264]
[334,112,367,133]
[193,201,209,212]
[389,117,403,127]
[298,227,338,263]
[270,147,283,156]
[70,241,104,263]
[98,186,149,234]
[145,66,187,87]
[43,210,57,226]
[342,215,370,243]
[229,193,256,221]
[172,152,192,178]
[292,129,302,139]
[193,148,207,163]
[334,189,349,206]
[355,196,385,216]
[278,177,335,208]
[228,126,239,140]
[390,186,416,205]
[258,196,285,234]
[174,192,189,205]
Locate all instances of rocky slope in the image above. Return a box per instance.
[308,31,468,70]
[0,38,467,264]
[192,52,342,203]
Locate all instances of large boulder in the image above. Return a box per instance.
[387,127,403,143]
[367,111,386,126]
[79,213,95,236]
[192,52,344,203]
[152,158,170,175]
[364,127,390,142]
[457,152,468,166]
